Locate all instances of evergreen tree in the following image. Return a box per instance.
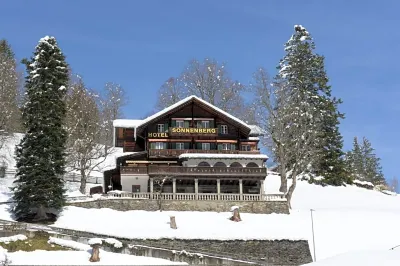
[346,136,385,185]
[12,36,69,222]
[277,25,348,186]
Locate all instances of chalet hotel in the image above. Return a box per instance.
[104,95,268,199]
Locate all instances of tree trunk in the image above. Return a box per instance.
[278,146,288,193]
[79,168,86,195]
[89,244,100,262]
[33,205,49,222]
[170,216,177,229]
[279,176,288,193]
[285,170,298,210]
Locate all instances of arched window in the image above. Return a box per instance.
[246,162,259,168]
[230,162,243,168]
[214,162,227,167]
[198,161,211,167]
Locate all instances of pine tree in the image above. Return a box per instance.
[277,25,348,186]
[12,36,69,222]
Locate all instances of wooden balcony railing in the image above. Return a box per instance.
[120,165,267,176]
[106,192,286,202]
[148,149,260,158]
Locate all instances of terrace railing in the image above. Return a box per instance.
[148,149,260,158]
[106,192,286,202]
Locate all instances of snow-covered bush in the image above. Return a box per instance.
[0,246,11,266]
[103,238,124,252]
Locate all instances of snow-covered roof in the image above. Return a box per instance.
[248,136,260,141]
[248,125,265,136]
[113,119,143,128]
[113,95,253,131]
[179,153,269,160]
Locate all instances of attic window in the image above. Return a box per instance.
[220,125,228,134]
[157,124,164,133]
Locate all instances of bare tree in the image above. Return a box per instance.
[154,176,170,212]
[156,77,185,110]
[389,177,399,193]
[0,40,21,153]
[156,58,248,119]
[252,68,323,208]
[66,76,113,194]
[99,82,127,152]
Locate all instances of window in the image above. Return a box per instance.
[241,145,251,151]
[222,143,229,150]
[230,144,236,151]
[201,120,210,128]
[176,120,184,128]
[155,142,166,150]
[157,124,165,133]
[176,143,184,150]
[202,143,210,150]
[220,125,228,134]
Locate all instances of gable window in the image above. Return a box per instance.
[202,143,211,150]
[157,124,165,133]
[220,125,228,134]
[176,143,184,150]
[201,120,210,128]
[176,120,184,128]
[241,145,251,151]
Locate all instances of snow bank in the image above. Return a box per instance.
[0,234,27,243]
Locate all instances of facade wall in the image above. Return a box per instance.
[182,158,265,168]
[120,174,149,192]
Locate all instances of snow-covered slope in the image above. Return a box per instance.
[265,172,400,263]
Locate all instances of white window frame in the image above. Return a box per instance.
[155,142,166,150]
[202,143,211,150]
[176,143,184,150]
[221,125,228,134]
[176,120,184,128]
[241,145,251,151]
[201,120,210,128]
[157,124,165,133]
[222,143,229,150]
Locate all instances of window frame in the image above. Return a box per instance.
[241,145,251,151]
[220,125,228,134]
[176,120,184,128]
[201,120,210,128]
[157,124,165,133]
[202,143,211,150]
[176,142,184,150]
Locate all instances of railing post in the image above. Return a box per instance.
[239,179,243,200]
[172,178,176,200]
[217,179,221,200]
[150,178,153,199]
[260,179,265,201]
[194,179,198,200]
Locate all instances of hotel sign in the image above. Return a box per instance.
[148,128,218,138]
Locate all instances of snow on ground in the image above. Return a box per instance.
[266,172,400,262]
[53,207,307,241]
[304,249,400,266]
[0,133,23,171]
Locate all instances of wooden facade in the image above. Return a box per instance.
[107,96,267,198]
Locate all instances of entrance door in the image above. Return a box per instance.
[132,185,141,193]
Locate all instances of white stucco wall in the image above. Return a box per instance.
[121,174,149,192]
[182,158,265,168]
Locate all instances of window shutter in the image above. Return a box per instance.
[210,120,214,128]
[231,144,236,150]
[211,143,216,150]
[184,121,190,128]
[150,142,155,149]
[164,123,169,132]
[197,121,202,128]
[163,142,168,149]
[171,120,176,127]
[196,143,200,149]
[217,125,222,134]
[171,143,176,149]
[217,144,222,150]
[184,142,190,149]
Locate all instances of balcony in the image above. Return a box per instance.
[148,149,260,158]
[121,165,267,177]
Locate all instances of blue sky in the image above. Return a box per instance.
[2,0,398,185]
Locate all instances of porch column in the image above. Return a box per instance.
[239,179,243,200]
[260,179,265,201]
[172,178,176,199]
[150,178,154,197]
[217,179,221,200]
[194,179,198,200]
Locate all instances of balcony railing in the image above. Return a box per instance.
[106,192,286,202]
[120,165,267,176]
[148,149,260,158]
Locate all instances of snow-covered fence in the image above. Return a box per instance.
[106,191,286,202]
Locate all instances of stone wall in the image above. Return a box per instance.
[68,198,289,214]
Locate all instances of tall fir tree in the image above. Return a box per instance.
[277,25,348,186]
[12,36,69,222]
